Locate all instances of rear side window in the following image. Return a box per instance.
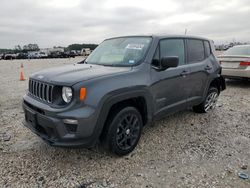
[204,41,211,58]
[160,39,185,66]
[187,39,205,63]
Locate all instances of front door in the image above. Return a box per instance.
[150,38,189,118]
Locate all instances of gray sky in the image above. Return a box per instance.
[0,0,250,48]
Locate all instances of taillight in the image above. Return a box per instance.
[240,62,250,66]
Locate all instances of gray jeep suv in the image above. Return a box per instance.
[23,35,226,156]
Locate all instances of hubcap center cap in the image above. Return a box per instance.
[126,129,130,135]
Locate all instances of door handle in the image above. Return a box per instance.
[180,70,189,77]
[204,65,212,71]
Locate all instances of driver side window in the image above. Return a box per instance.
[152,39,185,69]
[160,39,185,66]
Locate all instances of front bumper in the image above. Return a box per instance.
[222,68,250,78]
[22,95,98,147]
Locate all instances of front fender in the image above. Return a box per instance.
[93,86,153,141]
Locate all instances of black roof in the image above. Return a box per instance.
[106,34,211,41]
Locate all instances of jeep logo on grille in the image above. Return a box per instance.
[37,75,44,79]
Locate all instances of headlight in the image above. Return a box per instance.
[62,87,72,103]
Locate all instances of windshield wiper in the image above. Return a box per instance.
[86,62,131,67]
[77,59,86,64]
[86,63,116,67]
[101,64,116,66]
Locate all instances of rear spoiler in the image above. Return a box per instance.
[218,55,250,58]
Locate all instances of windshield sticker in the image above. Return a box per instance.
[126,44,145,50]
[128,60,135,64]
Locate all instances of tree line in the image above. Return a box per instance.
[67,44,98,51]
[0,43,98,53]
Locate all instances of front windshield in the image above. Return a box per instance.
[85,37,152,66]
[224,46,250,55]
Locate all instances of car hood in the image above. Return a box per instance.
[30,63,132,85]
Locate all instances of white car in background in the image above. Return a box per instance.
[28,51,48,59]
[218,45,250,79]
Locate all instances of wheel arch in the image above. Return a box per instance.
[94,87,153,142]
[209,75,226,94]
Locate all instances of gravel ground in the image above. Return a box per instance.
[0,58,250,188]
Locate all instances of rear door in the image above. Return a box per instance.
[186,39,212,106]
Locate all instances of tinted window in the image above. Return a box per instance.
[187,39,205,63]
[204,41,211,58]
[160,39,185,66]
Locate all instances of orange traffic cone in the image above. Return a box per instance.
[19,63,25,81]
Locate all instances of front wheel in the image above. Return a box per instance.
[103,106,143,156]
[193,87,219,113]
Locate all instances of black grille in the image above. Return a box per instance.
[29,79,54,103]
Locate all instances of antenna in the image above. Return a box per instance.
[185,28,187,35]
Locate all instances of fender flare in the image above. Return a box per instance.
[92,86,154,141]
[208,75,226,92]
[201,74,226,102]
[218,75,226,91]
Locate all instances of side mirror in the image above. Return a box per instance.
[160,56,179,71]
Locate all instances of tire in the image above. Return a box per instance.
[103,106,143,156]
[193,87,219,113]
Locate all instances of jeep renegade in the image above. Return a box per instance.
[23,35,226,156]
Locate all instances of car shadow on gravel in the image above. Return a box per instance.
[225,78,250,88]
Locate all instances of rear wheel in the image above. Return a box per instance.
[193,87,219,113]
[103,106,143,156]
